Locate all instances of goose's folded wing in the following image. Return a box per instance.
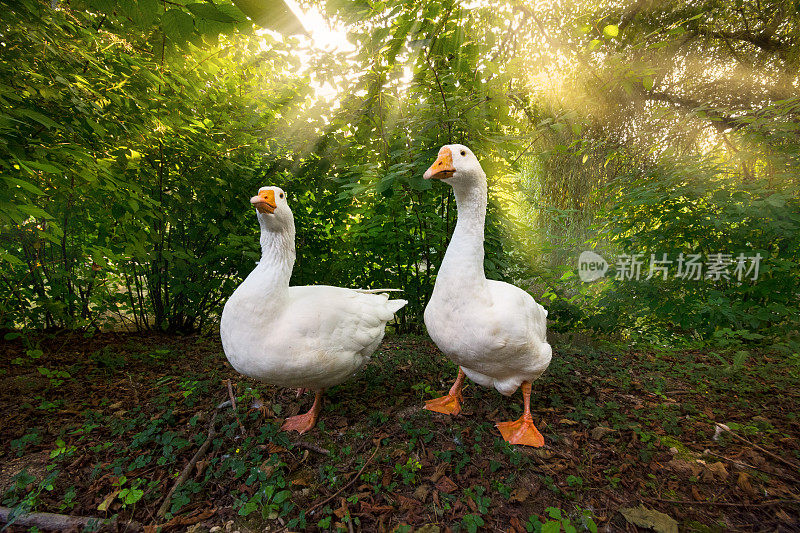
[287,286,407,356]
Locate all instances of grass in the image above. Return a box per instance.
[0,331,798,531]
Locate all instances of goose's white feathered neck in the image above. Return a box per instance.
[255,213,296,289]
[438,171,488,285]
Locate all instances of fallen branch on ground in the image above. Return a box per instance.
[291,440,330,455]
[646,497,800,508]
[0,507,140,531]
[225,380,247,436]
[307,446,380,515]
[156,410,218,518]
[703,449,800,484]
[714,422,800,472]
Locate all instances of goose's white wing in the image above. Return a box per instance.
[285,285,406,358]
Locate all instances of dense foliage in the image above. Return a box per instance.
[1,0,798,343]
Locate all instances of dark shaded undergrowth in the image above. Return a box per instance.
[1,332,798,532]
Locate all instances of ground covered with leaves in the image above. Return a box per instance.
[1,332,798,532]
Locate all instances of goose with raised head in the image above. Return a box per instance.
[422,145,552,447]
[220,186,407,434]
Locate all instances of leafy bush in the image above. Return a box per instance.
[588,154,800,340]
[0,2,291,332]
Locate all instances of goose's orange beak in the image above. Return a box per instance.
[424,147,455,180]
[251,189,276,214]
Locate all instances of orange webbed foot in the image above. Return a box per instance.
[425,393,462,416]
[496,415,545,447]
[425,368,466,416]
[281,390,323,435]
[280,412,318,434]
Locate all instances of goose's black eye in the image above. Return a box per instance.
[279,193,284,199]
[460,150,466,156]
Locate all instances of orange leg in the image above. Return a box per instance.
[496,382,545,447]
[281,389,323,434]
[425,368,465,416]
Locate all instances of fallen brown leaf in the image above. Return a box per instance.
[509,488,529,503]
[435,475,458,494]
[737,472,756,496]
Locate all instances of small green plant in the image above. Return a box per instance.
[35,396,64,412]
[50,438,77,459]
[89,347,125,370]
[1,469,59,527]
[11,429,41,457]
[316,507,333,529]
[237,484,291,519]
[463,486,491,514]
[711,349,750,374]
[37,367,71,387]
[603,466,621,489]
[395,456,422,485]
[11,348,43,366]
[118,484,144,508]
[526,507,598,533]
[494,480,512,499]
[566,475,583,489]
[411,382,437,398]
[58,486,77,511]
[460,513,485,533]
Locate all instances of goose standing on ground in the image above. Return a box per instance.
[220,186,407,434]
[422,145,553,447]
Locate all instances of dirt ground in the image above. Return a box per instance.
[1,331,798,532]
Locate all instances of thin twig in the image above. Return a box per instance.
[646,497,800,508]
[426,55,452,143]
[512,132,546,164]
[226,380,247,436]
[703,450,800,484]
[307,447,380,515]
[714,423,799,472]
[273,445,380,533]
[156,411,218,518]
[291,440,331,456]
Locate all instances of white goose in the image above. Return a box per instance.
[422,145,552,447]
[220,186,407,434]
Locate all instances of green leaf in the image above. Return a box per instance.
[6,177,46,195]
[273,490,291,504]
[408,176,432,190]
[119,0,159,27]
[215,3,248,23]
[186,3,237,23]
[121,488,144,505]
[17,109,60,129]
[17,204,54,219]
[766,194,785,207]
[162,9,195,42]
[541,521,561,533]
[642,76,654,91]
[602,24,619,38]
[20,160,62,174]
[376,176,395,194]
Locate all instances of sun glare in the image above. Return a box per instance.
[283,0,354,53]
